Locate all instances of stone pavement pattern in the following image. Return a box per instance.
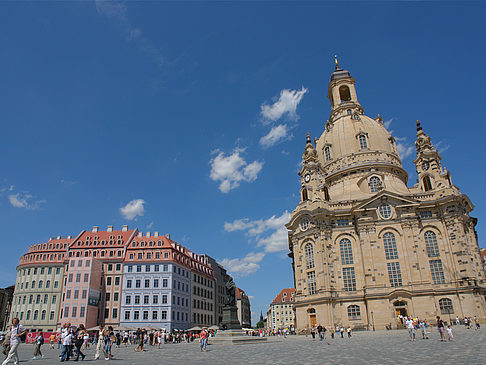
[12,327,485,365]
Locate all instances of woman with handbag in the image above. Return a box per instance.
[74,324,86,361]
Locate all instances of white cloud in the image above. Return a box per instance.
[220,252,265,277]
[8,193,45,210]
[224,211,290,252]
[209,148,264,193]
[436,140,450,154]
[397,142,414,159]
[261,87,308,123]
[120,199,145,220]
[259,124,292,148]
[383,118,394,130]
[146,221,154,229]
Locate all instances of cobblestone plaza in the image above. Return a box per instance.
[11,327,485,365]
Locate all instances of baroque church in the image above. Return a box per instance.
[286,59,486,330]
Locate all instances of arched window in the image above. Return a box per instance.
[368,176,382,193]
[302,188,308,201]
[323,187,330,201]
[33,310,38,321]
[347,305,361,320]
[425,231,440,257]
[339,85,351,102]
[423,176,432,191]
[439,298,453,314]
[305,243,315,269]
[38,280,43,288]
[324,146,332,161]
[41,310,46,321]
[383,232,398,260]
[340,238,354,265]
[358,134,368,149]
[46,280,50,289]
[26,310,31,320]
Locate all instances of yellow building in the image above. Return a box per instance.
[286,60,486,331]
[266,288,296,332]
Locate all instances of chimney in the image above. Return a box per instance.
[122,225,128,232]
[146,232,151,238]
[67,235,72,239]
[165,234,170,240]
[107,225,113,232]
[138,232,143,237]
[154,231,159,237]
[92,226,99,233]
[57,236,61,239]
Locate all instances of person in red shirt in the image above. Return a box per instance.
[200,329,208,352]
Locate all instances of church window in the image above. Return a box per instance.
[383,232,399,260]
[343,267,356,292]
[324,146,332,161]
[347,109,352,115]
[323,187,330,201]
[339,85,351,102]
[439,298,453,314]
[423,176,432,192]
[302,188,308,201]
[347,305,360,320]
[387,262,402,287]
[378,203,392,219]
[425,231,440,257]
[300,218,310,231]
[419,211,433,219]
[340,239,354,265]
[368,176,382,193]
[307,271,316,295]
[358,134,368,149]
[305,243,315,269]
[336,219,349,227]
[430,260,445,284]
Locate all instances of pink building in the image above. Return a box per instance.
[59,257,102,329]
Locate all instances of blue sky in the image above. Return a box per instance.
[1,1,486,322]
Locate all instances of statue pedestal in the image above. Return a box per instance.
[210,306,267,345]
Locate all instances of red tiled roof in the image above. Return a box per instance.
[272,288,295,304]
[236,287,246,299]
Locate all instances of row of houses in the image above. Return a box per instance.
[9,225,251,332]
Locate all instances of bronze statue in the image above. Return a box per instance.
[224,278,236,307]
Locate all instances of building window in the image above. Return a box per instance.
[134,311,139,320]
[112,308,118,319]
[126,280,132,288]
[72,307,77,317]
[80,307,85,318]
[144,295,149,304]
[145,279,150,288]
[136,265,141,273]
[343,267,356,292]
[368,176,382,193]
[307,271,316,295]
[439,298,453,314]
[302,188,308,201]
[423,176,432,192]
[419,211,433,219]
[300,217,310,231]
[50,311,55,321]
[324,146,332,161]
[163,279,168,288]
[135,280,141,288]
[323,187,330,201]
[378,203,392,219]
[358,134,368,149]
[152,311,158,320]
[340,238,354,265]
[33,310,38,320]
[104,309,109,319]
[153,295,158,304]
[339,85,351,102]
[387,262,403,287]
[162,295,168,304]
[305,243,315,269]
[143,311,149,320]
[430,259,445,284]
[145,265,150,272]
[383,232,399,260]
[134,296,140,305]
[336,219,349,227]
[125,311,130,320]
[161,311,167,320]
[83,274,89,283]
[425,231,440,258]
[82,290,87,299]
[347,305,361,320]
[127,265,133,273]
[126,296,131,305]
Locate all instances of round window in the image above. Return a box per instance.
[378,203,392,219]
[300,218,310,231]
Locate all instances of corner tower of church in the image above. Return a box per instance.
[287,60,486,331]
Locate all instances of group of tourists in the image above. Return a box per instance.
[310,324,351,340]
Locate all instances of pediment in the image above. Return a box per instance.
[352,190,419,212]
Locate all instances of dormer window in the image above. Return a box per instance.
[358,134,368,149]
[324,146,332,162]
[369,176,382,193]
[423,176,433,192]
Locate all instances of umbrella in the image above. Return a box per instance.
[187,326,202,331]
[209,325,219,330]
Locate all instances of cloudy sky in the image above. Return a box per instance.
[1,2,486,322]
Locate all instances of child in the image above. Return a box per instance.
[446,325,454,341]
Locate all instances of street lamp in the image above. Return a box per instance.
[371,311,375,332]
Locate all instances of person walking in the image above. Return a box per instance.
[94,324,105,360]
[200,329,208,352]
[74,324,86,361]
[103,326,114,360]
[32,331,44,360]
[2,318,26,365]
[317,324,323,341]
[436,316,446,342]
[60,326,73,362]
[406,318,415,341]
[49,333,56,349]
[446,325,454,341]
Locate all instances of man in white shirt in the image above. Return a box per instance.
[406,318,415,341]
[2,317,26,365]
[60,323,73,362]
